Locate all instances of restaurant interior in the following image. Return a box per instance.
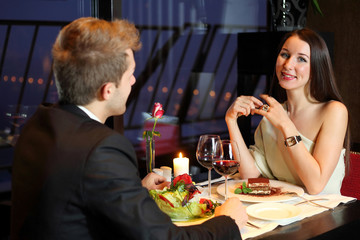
[0,0,360,239]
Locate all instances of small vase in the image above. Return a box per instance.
[146,139,155,173]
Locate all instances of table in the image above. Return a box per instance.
[250,200,360,239]
[207,178,360,240]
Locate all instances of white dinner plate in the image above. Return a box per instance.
[246,202,302,221]
[217,179,304,203]
[172,215,215,226]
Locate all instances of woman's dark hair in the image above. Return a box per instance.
[269,28,350,169]
[269,28,343,102]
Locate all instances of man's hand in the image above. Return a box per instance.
[215,197,248,230]
[142,172,170,190]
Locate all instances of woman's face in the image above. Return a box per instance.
[276,35,311,92]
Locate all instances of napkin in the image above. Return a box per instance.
[277,194,356,226]
[241,220,278,239]
[241,194,356,240]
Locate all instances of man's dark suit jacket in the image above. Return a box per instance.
[11,104,241,240]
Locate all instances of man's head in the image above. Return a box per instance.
[52,17,141,105]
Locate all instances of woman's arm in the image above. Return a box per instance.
[257,96,348,194]
[225,96,262,179]
[289,101,347,194]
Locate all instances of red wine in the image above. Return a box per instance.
[196,156,214,169]
[213,160,238,176]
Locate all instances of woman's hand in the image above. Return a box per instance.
[225,96,263,122]
[253,94,293,132]
[225,96,262,179]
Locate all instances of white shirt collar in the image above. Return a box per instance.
[77,105,101,123]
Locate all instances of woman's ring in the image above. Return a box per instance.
[260,104,270,112]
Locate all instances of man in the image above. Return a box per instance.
[11,17,247,239]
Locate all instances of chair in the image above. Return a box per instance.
[0,191,11,239]
[341,151,360,200]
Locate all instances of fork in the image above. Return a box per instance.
[294,198,329,206]
[246,221,261,229]
[285,192,334,210]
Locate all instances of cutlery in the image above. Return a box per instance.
[294,198,329,206]
[285,192,334,210]
[246,221,261,229]
[196,177,235,187]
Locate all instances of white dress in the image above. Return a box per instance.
[249,116,345,194]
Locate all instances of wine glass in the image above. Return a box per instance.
[213,140,240,200]
[4,105,30,145]
[196,135,222,197]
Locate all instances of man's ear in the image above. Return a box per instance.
[99,82,114,101]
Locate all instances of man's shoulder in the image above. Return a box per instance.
[38,103,133,154]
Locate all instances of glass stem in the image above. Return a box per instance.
[208,168,212,197]
[225,176,228,200]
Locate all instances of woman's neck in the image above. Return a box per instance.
[286,90,317,115]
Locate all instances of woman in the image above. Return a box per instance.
[226,28,349,195]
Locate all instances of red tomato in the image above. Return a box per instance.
[158,194,174,208]
[199,198,213,210]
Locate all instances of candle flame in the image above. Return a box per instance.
[179,152,183,158]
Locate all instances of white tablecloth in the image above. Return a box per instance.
[203,182,356,240]
[240,193,356,239]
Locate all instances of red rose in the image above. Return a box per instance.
[152,102,164,119]
[172,173,192,187]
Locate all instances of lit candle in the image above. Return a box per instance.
[173,152,189,177]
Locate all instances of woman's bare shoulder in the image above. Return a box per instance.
[322,100,348,123]
[324,101,348,115]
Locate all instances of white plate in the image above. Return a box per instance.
[173,215,214,226]
[246,202,302,221]
[217,179,304,202]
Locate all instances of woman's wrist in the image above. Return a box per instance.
[280,120,298,138]
[225,115,238,125]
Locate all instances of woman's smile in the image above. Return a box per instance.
[281,72,297,81]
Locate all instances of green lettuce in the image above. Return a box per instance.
[150,191,207,219]
[149,174,220,220]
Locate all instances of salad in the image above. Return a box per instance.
[149,174,220,220]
